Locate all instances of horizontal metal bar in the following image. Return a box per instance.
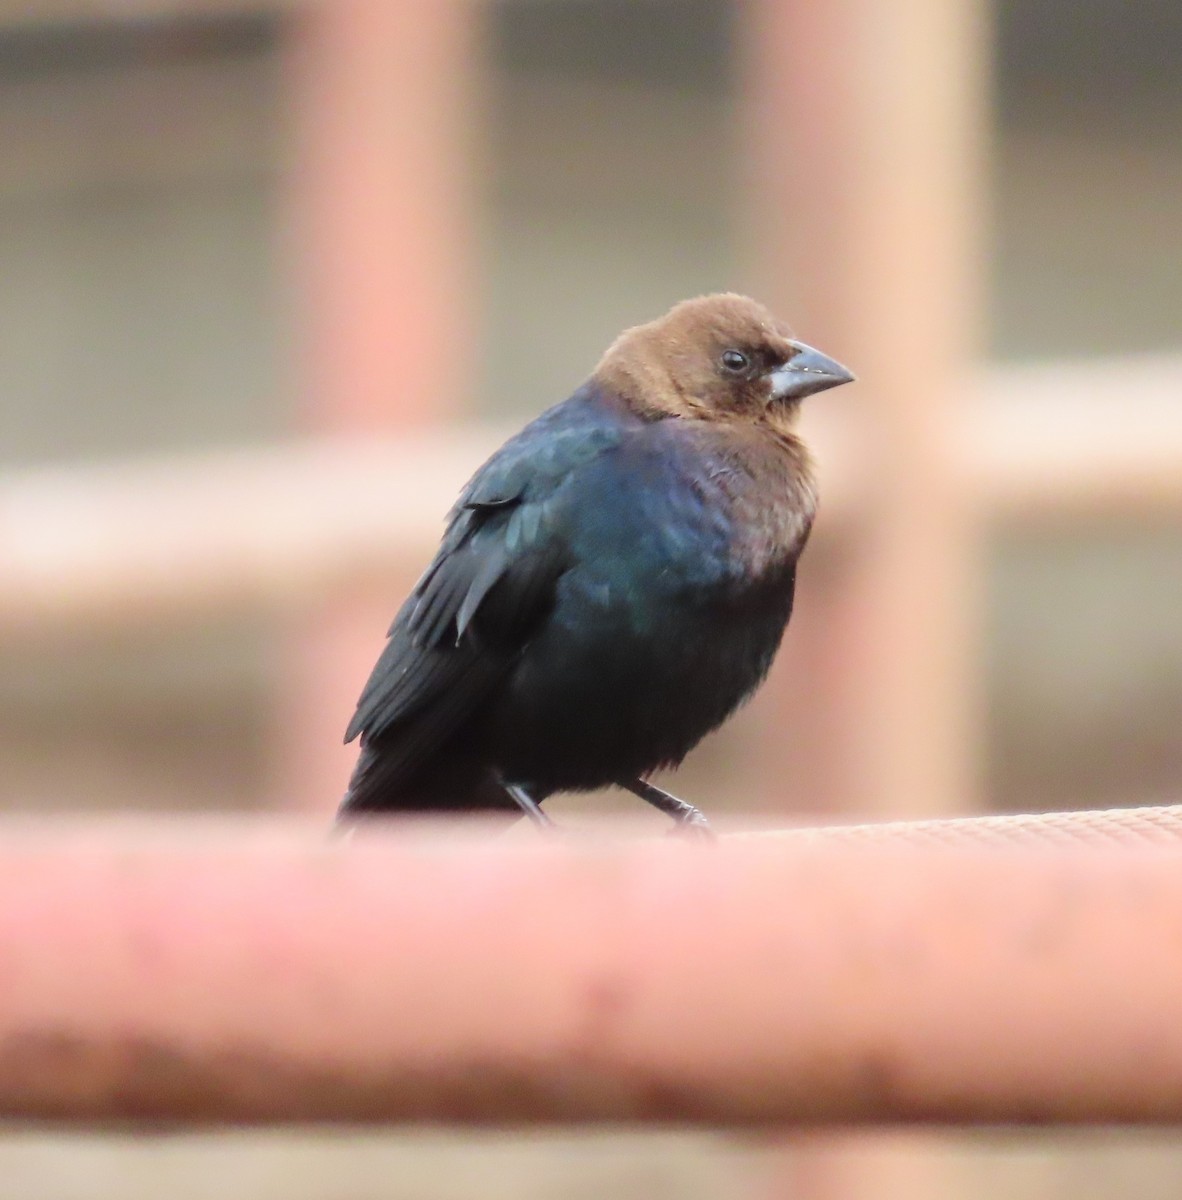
[971,355,1182,520]
[0,430,500,632]
[0,359,1180,633]
[0,805,1181,1126]
[0,1,299,26]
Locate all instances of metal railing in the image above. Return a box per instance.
[1,805,1180,1126]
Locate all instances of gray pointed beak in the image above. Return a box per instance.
[768,340,856,402]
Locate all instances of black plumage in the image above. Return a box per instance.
[340,294,854,831]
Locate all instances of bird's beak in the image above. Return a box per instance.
[768,340,855,402]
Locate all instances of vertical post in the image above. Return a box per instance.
[769,1136,966,1200]
[739,0,990,1195]
[738,0,989,820]
[276,0,479,812]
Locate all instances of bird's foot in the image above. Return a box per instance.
[618,777,715,840]
[667,808,716,841]
[501,782,558,833]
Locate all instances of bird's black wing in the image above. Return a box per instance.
[342,393,627,796]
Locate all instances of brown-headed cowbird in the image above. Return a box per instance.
[340,294,853,833]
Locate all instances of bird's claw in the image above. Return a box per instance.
[668,811,716,841]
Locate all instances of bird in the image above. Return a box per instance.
[339,293,853,834]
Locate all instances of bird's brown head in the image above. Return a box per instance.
[596,293,854,431]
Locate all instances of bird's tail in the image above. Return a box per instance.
[336,742,519,821]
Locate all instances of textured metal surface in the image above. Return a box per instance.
[786,802,1182,846]
[0,807,1179,1127]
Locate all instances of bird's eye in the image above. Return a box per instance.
[720,349,749,374]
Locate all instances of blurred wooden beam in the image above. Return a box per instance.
[0,2,299,25]
[276,0,479,813]
[284,0,475,437]
[740,0,990,1194]
[1,367,1181,636]
[739,0,991,823]
[1,807,1182,1125]
[0,431,494,633]
[972,356,1182,521]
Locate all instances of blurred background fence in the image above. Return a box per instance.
[0,1,1179,1198]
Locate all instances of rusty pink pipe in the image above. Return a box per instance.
[0,806,1181,1125]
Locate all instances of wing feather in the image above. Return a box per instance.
[341,389,631,804]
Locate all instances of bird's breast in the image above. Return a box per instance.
[473,419,818,790]
[689,425,818,584]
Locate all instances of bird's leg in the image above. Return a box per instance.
[501,782,556,830]
[618,778,714,839]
